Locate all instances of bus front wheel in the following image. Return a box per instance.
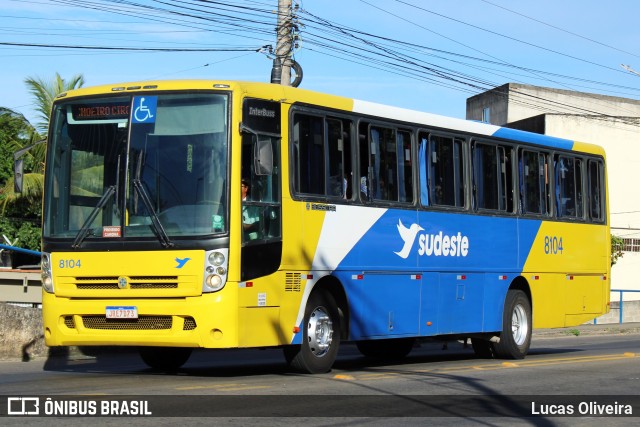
[493,289,532,359]
[139,347,192,372]
[284,289,341,374]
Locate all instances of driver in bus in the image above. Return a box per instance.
[241,178,260,241]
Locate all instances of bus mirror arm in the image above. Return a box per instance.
[13,158,23,194]
[13,139,46,193]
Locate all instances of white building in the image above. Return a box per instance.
[467,83,640,302]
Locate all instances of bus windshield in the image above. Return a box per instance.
[43,93,229,241]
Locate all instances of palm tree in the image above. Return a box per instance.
[25,72,84,135]
[1,73,84,210]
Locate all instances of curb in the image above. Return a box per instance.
[533,322,640,338]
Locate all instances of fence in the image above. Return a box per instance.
[594,289,640,325]
[0,269,41,307]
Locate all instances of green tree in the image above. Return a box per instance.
[0,108,41,252]
[25,72,84,135]
[0,73,84,252]
[0,107,43,209]
[1,73,84,209]
[611,234,625,266]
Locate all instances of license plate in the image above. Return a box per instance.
[106,306,138,319]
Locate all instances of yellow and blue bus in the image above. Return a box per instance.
[37,80,610,373]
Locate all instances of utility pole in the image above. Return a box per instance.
[271,0,302,86]
[274,0,292,86]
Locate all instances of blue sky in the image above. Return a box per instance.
[2,0,640,126]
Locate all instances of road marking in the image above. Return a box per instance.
[334,374,355,380]
[340,352,638,378]
[358,372,398,380]
[176,383,271,391]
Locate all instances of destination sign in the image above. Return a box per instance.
[70,102,130,121]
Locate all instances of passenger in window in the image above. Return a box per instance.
[360,176,368,200]
[242,178,260,240]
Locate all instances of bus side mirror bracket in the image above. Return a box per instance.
[13,139,46,194]
[14,158,24,193]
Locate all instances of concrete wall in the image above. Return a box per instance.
[467,83,640,125]
[594,300,640,324]
[0,303,46,360]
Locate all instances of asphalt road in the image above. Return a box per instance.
[1,326,639,426]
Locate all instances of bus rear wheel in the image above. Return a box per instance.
[139,347,192,372]
[493,289,532,359]
[284,289,341,374]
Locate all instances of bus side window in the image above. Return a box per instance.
[588,159,604,222]
[370,126,398,202]
[293,113,352,200]
[472,142,514,212]
[520,149,550,216]
[418,134,429,206]
[555,155,584,219]
[397,130,413,203]
[293,114,324,195]
[429,134,464,208]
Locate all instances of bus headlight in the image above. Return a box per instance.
[42,275,54,293]
[203,249,228,293]
[208,251,225,266]
[205,274,224,291]
[41,253,54,293]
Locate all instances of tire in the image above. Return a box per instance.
[139,347,192,372]
[356,338,415,360]
[284,289,341,374]
[493,289,532,359]
[471,338,495,358]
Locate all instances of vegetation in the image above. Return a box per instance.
[611,234,625,266]
[0,73,84,252]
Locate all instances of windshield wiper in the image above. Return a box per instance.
[132,179,174,248]
[72,185,116,249]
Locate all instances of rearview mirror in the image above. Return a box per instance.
[254,135,273,175]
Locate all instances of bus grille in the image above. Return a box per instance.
[64,316,75,329]
[285,273,301,292]
[82,315,173,330]
[183,317,197,331]
[75,276,179,290]
[76,315,197,331]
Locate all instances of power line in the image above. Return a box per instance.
[0,41,266,52]
[297,3,640,127]
[478,0,640,60]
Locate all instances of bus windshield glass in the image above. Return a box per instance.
[43,93,229,241]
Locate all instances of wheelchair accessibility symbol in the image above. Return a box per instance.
[132,96,157,123]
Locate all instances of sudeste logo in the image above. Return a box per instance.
[394,219,470,259]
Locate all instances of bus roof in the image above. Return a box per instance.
[57,79,605,156]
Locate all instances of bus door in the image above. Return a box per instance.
[240,99,283,281]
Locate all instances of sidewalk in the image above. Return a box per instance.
[534,322,640,338]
